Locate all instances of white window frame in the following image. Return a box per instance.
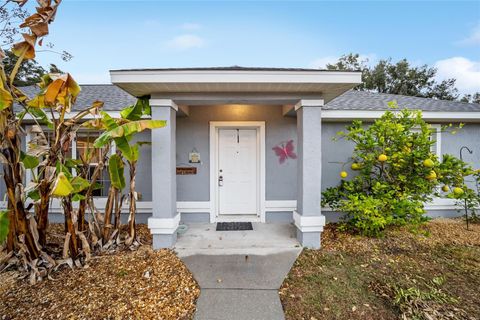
[411,123,442,159]
[25,125,114,198]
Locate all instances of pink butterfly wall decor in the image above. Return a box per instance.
[272,140,297,164]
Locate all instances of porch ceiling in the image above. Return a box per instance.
[110,68,362,104]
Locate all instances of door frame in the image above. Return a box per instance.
[209,121,266,223]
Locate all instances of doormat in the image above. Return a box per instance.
[216,222,253,231]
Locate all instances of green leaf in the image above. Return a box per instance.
[28,107,54,129]
[27,189,41,201]
[100,111,120,131]
[94,119,166,149]
[120,96,151,120]
[20,151,39,169]
[0,210,9,244]
[56,161,73,179]
[108,154,125,190]
[72,193,86,202]
[70,176,90,193]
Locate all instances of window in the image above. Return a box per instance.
[27,127,112,197]
[411,124,441,159]
[76,132,111,197]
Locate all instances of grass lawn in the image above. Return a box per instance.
[0,225,200,320]
[280,218,480,320]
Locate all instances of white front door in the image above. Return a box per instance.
[218,128,258,215]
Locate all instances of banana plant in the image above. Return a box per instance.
[0,0,62,260]
[93,98,166,246]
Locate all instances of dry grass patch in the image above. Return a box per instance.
[280,218,480,320]
[0,225,200,320]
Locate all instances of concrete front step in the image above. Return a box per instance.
[194,289,285,320]
[181,250,300,290]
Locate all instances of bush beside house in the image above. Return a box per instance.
[322,103,480,236]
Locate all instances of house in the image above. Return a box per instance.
[2,67,480,249]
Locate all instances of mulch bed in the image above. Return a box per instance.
[280,218,480,320]
[0,225,200,320]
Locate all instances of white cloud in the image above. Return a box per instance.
[456,23,480,46]
[166,34,205,50]
[309,53,377,69]
[434,57,480,94]
[181,23,201,31]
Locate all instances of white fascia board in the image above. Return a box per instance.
[322,110,480,122]
[110,70,362,85]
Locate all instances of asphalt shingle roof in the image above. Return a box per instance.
[325,90,480,112]
[18,85,480,113]
[19,84,136,112]
[110,66,343,72]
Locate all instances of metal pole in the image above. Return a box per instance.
[460,146,473,230]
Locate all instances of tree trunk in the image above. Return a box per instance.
[78,198,87,232]
[102,186,115,240]
[63,198,78,259]
[126,161,136,245]
[6,200,15,252]
[2,143,40,259]
[36,181,51,246]
[114,192,124,231]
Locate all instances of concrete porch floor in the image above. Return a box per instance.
[174,222,301,257]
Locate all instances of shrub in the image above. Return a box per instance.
[322,103,472,236]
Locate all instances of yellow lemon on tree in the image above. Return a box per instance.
[423,159,434,168]
[426,170,437,180]
[340,171,348,178]
[378,154,388,162]
[453,187,464,196]
[442,185,450,192]
[351,163,361,170]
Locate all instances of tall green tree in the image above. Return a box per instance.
[3,49,46,86]
[460,92,480,104]
[326,53,461,101]
[2,50,64,86]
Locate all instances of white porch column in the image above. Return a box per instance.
[148,99,179,249]
[294,99,326,249]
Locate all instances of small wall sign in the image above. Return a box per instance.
[176,167,197,175]
[189,150,201,163]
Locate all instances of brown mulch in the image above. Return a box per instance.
[280,218,480,320]
[0,225,200,320]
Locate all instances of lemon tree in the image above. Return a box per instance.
[322,103,471,236]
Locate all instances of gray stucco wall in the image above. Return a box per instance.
[441,123,480,168]
[321,122,480,191]
[127,130,153,201]
[176,104,297,201]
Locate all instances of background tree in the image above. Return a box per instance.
[326,53,465,101]
[460,92,480,104]
[3,49,46,86]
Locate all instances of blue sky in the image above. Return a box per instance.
[30,1,480,94]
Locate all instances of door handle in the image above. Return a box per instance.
[218,175,224,186]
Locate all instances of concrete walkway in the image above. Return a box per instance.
[175,223,302,320]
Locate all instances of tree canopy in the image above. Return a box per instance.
[326,53,479,103]
[2,50,63,86]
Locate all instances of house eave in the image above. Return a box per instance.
[321,110,480,122]
[110,69,362,104]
